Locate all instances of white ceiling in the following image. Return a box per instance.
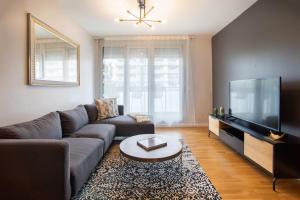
[60,0,257,37]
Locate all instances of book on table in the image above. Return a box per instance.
[137,136,167,151]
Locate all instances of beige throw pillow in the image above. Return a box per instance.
[95,98,119,120]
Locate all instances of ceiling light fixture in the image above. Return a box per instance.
[115,0,165,29]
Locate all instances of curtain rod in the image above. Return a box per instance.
[102,36,189,41]
[95,34,212,41]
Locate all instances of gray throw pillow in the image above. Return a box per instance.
[58,105,89,136]
[84,104,98,122]
[0,112,62,139]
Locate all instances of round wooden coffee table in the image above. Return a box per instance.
[119,134,183,163]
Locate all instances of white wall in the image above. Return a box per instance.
[0,0,95,126]
[190,35,213,125]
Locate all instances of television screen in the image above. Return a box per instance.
[229,78,281,131]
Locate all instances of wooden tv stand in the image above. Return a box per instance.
[208,115,300,191]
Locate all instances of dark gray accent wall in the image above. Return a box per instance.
[212,0,300,137]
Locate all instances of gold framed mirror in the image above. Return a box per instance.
[28,14,80,86]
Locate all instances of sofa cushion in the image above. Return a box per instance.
[117,105,124,116]
[92,115,155,137]
[63,138,104,196]
[58,105,89,136]
[84,104,98,122]
[72,124,115,152]
[0,112,62,139]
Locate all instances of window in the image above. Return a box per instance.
[102,47,125,104]
[128,48,149,113]
[154,48,183,123]
[102,45,184,124]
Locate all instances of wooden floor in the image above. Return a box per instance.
[156,127,300,200]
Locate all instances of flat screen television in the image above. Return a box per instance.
[229,78,281,132]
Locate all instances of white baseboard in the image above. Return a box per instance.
[156,123,208,128]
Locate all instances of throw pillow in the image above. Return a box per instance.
[95,98,119,120]
[57,105,89,136]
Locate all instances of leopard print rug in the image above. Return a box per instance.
[72,144,222,200]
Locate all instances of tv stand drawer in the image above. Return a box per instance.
[244,133,273,173]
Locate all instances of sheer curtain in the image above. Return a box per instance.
[97,36,196,126]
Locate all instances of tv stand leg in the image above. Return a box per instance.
[272,177,277,191]
[208,131,211,137]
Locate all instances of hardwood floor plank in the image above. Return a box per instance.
[156,127,300,200]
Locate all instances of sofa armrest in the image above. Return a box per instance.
[0,139,70,200]
[118,105,124,115]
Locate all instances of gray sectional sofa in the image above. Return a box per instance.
[0,104,154,200]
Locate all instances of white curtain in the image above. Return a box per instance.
[96,36,196,126]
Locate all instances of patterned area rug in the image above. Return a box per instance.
[72,144,222,200]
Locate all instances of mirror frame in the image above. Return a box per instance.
[28,13,80,86]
